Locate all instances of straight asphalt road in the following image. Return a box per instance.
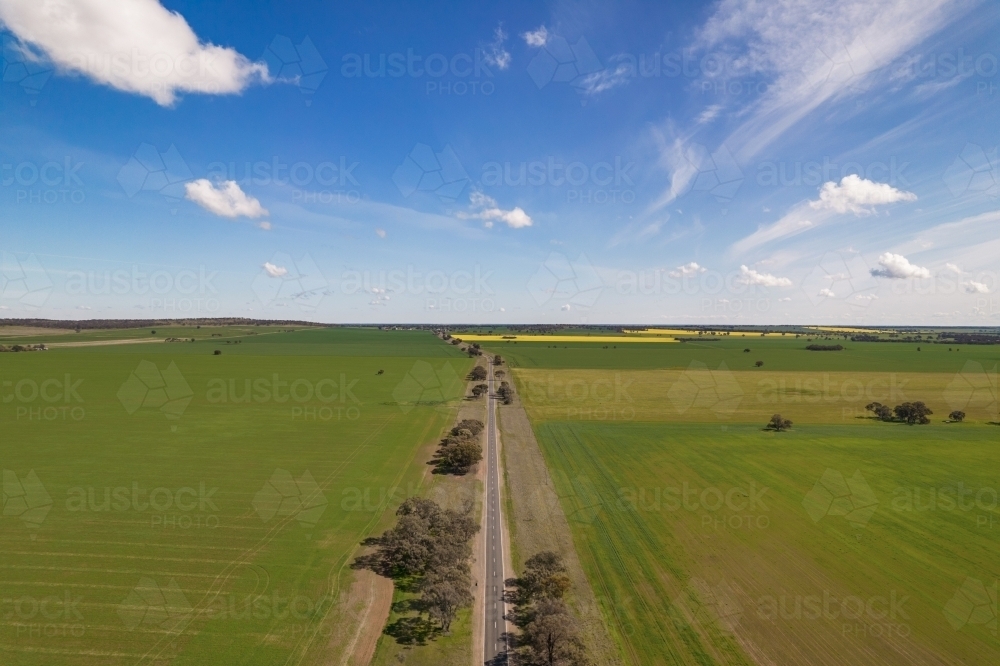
[483,361,508,664]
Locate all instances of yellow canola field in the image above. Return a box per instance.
[453,334,678,343]
[626,328,798,337]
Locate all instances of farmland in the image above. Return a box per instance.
[0,327,471,665]
[491,331,1000,665]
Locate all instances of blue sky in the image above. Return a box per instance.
[1,0,998,325]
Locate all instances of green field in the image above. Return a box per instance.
[498,332,1000,665]
[0,328,471,665]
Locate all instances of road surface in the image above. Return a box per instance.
[483,361,509,664]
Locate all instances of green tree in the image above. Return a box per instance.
[766,414,792,431]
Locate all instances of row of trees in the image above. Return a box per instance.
[865,401,934,425]
[497,380,513,404]
[432,419,484,474]
[505,552,587,665]
[357,498,478,633]
[0,344,47,352]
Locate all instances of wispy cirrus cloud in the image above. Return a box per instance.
[691,0,972,161]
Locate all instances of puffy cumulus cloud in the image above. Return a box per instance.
[262,262,287,278]
[458,191,533,229]
[809,175,916,215]
[869,252,930,279]
[484,24,511,70]
[738,265,792,287]
[185,179,268,219]
[375,228,386,239]
[522,26,549,47]
[668,262,706,278]
[963,280,990,294]
[819,288,836,297]
[256,221,272,230]
[0,0,269,106]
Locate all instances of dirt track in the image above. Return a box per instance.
[497,374,624,666]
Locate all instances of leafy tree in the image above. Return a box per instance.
[866,402,894,421]
[451,419,484,436]
[422,567,472,633]
[766,414,792,431]
[521,599,587,666]
[754,360,764,367]
[469,366,487,381]
[438,440,483,472]
[949,410,966,422]
[893,401,933,425]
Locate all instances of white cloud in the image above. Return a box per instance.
[262,262,287,278]
[945,263,963,273]
[185,179,268,219]
[697,105,722,124]
[694,0,964,160]
[778,297,792,302]
[809,175,916,215]
[0,0,269,106]
[560,304,571,311]
[375,228,386,238]
[577,58,631,95]
[256,221,272,230]
[855,293,878,301]
[458,191,533,229]
[818,288,836,297]
[669,262,706,278]
[870,252,930,279]
[963,280,990,294]
[731,175,915,255]
[484,24,511,70]
[522,26,548,47]
[738,265,792,287]
[76,305,92,310]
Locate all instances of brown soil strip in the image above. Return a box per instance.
[497,380,624,666]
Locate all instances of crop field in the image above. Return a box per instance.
[0,328,471,665]
[500,332,1000,665]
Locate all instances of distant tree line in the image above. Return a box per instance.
[866,401,934,424]
[432,419,484,474]
[0,317,321,330]
[505,552,588,665]
[356,498,478,634]
[806,344,844,351]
